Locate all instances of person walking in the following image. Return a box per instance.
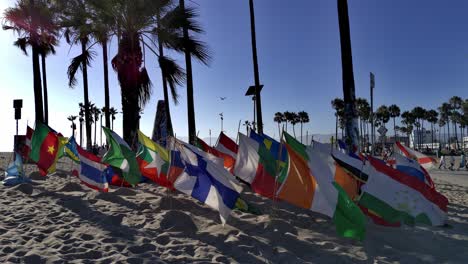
[449,155,455,171]
[438,155,446,169]
[459,153,466,171]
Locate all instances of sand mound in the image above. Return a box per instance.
[112,188,137,196]
[57,182,85,192]
[28,172,46,181]
[160,210,198,234]
[12,183,34,195]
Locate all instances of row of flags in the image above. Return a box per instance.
[21,121,448,242]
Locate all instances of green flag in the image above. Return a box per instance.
[102,127,141,185]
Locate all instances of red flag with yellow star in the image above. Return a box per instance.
[30,121,63,176]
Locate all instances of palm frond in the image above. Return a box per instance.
[138,67,152,107]
[158,55,186,105]
[13,37,29,55]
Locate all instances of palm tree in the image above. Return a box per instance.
[298,111,310,143]
[375,105,390,145]
[449,96,463,149]
[356,98,370,149]
[425,110,438,151]
[109,107,118,130]
[331,98,345,146]
[438,118,446,149]
[78,102,85,146]
[290,112,300,138]
[177,0,211,144]
[411,107,427,150]
[2,0,58,123]
[388,104,400,142]
[273,112,284,140]
[92,105,101,147]
[87,0,114,129]
[39,38,58,125]
[61,0,95,150]
[67,115,77,137]
[401,111,415,146]
[438,103,451,148]
[283,111,294,133]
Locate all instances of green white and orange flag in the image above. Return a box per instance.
[102,127,141,186]
[29,121,65,176]
[283,132,366,240]
[136,130,176,188]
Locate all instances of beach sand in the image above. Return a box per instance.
[0,152,467,263]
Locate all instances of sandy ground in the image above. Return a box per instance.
[0,152,468,264]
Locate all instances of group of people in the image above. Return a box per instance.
[439,152,467,171]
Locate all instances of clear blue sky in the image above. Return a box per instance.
[1,0,467,151]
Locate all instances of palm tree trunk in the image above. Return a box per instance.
[300,122,303,143]
[337,0,359,148]
[80,121,83,147]
[454,121,459,149]
[103,42,110,128]
[157,12,174,137]
[180,0,196,144]
[293,125,296,138]
[94,120,97,147]
[277,123,281,141]
[248,0,263,134]
[431,123,434,151]
[335,115,338,148]
[41,54,48,125]
[32,44,44,123]
[81,39,92,150]
[393,117,396,143]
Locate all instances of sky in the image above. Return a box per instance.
[1,0,467,151]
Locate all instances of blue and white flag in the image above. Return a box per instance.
[77,146,111,192]
[174,143,243,224]
[3,152,31,186]
[393,152,426,182]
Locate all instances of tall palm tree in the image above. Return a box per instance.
[376,105,390,144]
[388,104,400,142]
[411,107,427,150]
[243,120,251,134]
[67,115,77,137]
[438,118,446,149]
[283,111,294,133]
[449,96,463,149]
[61,0,95,150]
[331,98,345,146]
[438,103,451,148]
[92,105,101,147]
[39,38,58,125]
[290,112,300,138]
[78,102,85,146]
[109,107,118,130]
[178,0,211,144]
[425,110,438,151]
[2,0,57,123]
[298,111,310,143]
[401,111,415,146]
[356,98,370,149]
[337,0,359,148]
[273,112,284,140]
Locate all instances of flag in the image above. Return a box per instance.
[137,130,173,188]
[21,126,34,160]
[174,138,224,168]
[2,152,31,186]
[283,132,366,240]
[64,136,80,164]
[174,144,243,224]
[77,145,111,192]
[196,137,235,173]
[249,131,288,182]
[29,121,64,176]
[234,133,281,199]
[394,142,436,170]
[359,156,448,226]
[102,127,141,185]
[215,132,238,158]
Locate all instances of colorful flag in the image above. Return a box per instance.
[196,137,235,173]
[234,133,281,199]
[29,121,64,176]
[394,142,436,170]
[359,156,448,226]
[77,145,111,192]
[64,136,80,164]
[175,138,224,168]
[283,132,366,240]
[137,130,173,188]
[21,126,34,160]
[215,132,238,158]
[174,144,243,224]
[102,127,141,185]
